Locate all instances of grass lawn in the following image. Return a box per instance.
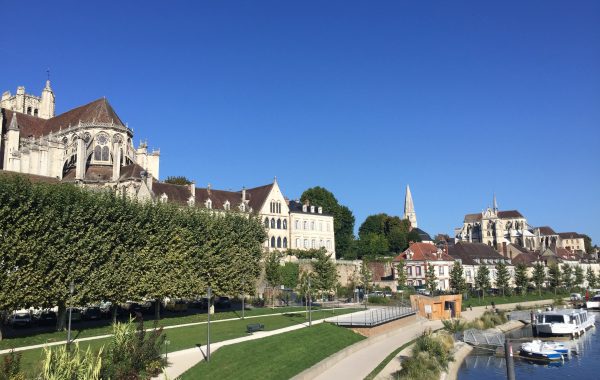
[461,291,566,309]
[180,323,365,380]
[0,305,332,351]
[4,308,360,378]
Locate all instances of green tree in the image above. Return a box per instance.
[358,213,389,238]
[532,262,546,296]
[586,266,597,289]
[582,234,593,253]
[475,266,491,300]
[514,263,529,295]
[358,233,390,258]
[312,251,338,298]
[164,176,193,185]
[359,260,373,294]
[449,261,466,295]
[425,264,438,295]
[395,260,408,290]
[547,264,562,292]
[561,264,573,291]
[279,262,300,289]
[301,187,355,259]
[573,265,584,290]
[495,262,510,297]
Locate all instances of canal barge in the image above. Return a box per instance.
[534,309,595,338]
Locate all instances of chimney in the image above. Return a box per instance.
[242,187,247,202]
[207,183,211,195]
[190,182,195,198]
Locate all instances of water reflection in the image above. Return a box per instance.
[459,311,599,379]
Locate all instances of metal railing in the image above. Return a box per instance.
[330,305,416,327]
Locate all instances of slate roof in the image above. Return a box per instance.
[152,181,192,205]
[412,227,432,242]
[288,200,332,216]
[0,169,60,184]
[119,163,146,180]
[447,242,506,265]
[511,251,542,266]
[463,210,524,222]
[2,98,125,138]
[558,232,584,239]
[537,226,557,236]
[245,183,273,211]
[62,165,113,182]
[194,188,242,210]
[393,242,454,262]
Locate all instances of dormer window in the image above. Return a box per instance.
[205,199,212,209]
[310,206,315,213]
[187,196,195,207]
[318,207,322,214]
[302,204,307,212]
[224,201,230,210]
[160,193,168,203]
[240,203,246,212]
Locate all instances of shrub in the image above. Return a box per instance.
[0,351,25,380]
[41,343,102,380]
[441,319,467,333]
[366,296,389,304]
[397,330,454,379]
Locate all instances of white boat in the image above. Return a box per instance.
[586,295,600,310]
[539,340,569,355]
[520,340,563,361]
[534,309,595,338]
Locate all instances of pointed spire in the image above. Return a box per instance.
[8,113,19,131]
[403,185,418,228]
[493,193,498,212]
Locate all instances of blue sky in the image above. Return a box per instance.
[2,1,599,242]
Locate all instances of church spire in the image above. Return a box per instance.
[403,185,418,228]
[493,193,498,212]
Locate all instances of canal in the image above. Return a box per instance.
[458,310,599,379]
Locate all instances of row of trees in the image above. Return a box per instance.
[0,175,266,330]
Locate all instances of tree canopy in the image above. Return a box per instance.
[300,187,355,259]
[163,176,194,185]
[0,174,266,329]
[356,214,418,259]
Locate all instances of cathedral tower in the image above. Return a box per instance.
[403,185,418,228]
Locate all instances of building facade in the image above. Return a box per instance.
[288,200,335,258]
[393,242,455,291]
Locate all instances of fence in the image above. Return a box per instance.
[462,328,505,347]
[328,305,416,327]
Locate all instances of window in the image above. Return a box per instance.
[277,219,281,229]
[94,133,110,162]
[283,237,288,249]
[304,239,309,248]
[416,266,422,276]
[319,222,323,231]
[224,201,230,210]
[240,203,246,212]
[283,220,287,229]
[277,237,282,248]
[27,107,32,115]
[160,194,168,203]
[327,240,331,250]
[205,199,212,209]
[311,221,315,230]
[439,266,445,275]
[311,239,316,249]
[264,218,269,228]
[303,221,308,230]
[296,239,300,248]
[295,220,299,229]
[407,266,412,275]
[320,239,324,248]
[270,219,275,228]
[271,237,276,247]
[34,109,38,117]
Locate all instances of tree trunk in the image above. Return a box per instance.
[56,302,67,331]
[112,306,118,324]
[154,298,161,320]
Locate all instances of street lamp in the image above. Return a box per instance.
[241,280,245,320]
[164,339,170,361]
[206,286,211,362]
[67,281,74,351]
[308,276,312,327]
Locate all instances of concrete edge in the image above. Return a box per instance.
[291,316,418,380]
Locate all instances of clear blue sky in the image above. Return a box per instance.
[2,1,599,242]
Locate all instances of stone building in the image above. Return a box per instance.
[393,242,455,291]
[288,200,335,258]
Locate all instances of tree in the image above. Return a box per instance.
[435,234,451,243]
[358,233,389,258]
[388,227,408,254]
[395,260,408,290]
[561,264,573,291]
[312,251,338,298]
[586,266,597,289]
[514,263,529,295]
[163,176,193,185]
[574,265,584,290]
[532,263,546,296]
[547,264,562,292]
[279,262,300,289]
[581,234,593,254]
[495,262,510,297]
[359,260,373,294]
[449,261,466,295]
[474,266,491,300]
[358,214,388,239]
[264,251,282,307]
[425,264,438,295]
[301,187,355,259]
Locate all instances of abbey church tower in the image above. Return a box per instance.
[0,80,55,119]
[403,185,418,228]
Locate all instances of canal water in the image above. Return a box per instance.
[458,311,600,380]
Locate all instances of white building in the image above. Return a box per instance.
[288,200,336,259]
[393,242,455,291]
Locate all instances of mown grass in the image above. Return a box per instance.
[461,291,563,310]
[2,308,360,378]
[0,305,325,350]
[179,323,365,380]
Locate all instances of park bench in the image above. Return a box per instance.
[246,323,265,334]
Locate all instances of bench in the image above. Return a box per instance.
[246,323,265,334]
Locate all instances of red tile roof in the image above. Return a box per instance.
[393,242,454,262]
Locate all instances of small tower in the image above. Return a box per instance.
[39,80,55,119]
[403,185,418,229]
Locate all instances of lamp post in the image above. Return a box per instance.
[67,281,74,351]
[206,286,211,362]
[164,339,170,361]
[241,279,245,320]
[308,276,312,327]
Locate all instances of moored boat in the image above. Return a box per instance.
[520,340,563,361]
[586,295,600,310]
[534,309,595,338]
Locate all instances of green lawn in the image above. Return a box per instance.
[461,291,565,309]
[3,308,360,378]
[0,305,328,351]
[180,323,365,380]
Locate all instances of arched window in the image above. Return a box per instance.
[277,237,282,248]
[283,220,287,229]
[94,133,110,162]
[277,202,281,213]
[270,219,275,228]
[34,109,38,117]
[283,237,288,249]
[94,146,102,161]
[327,240,332,250]
[304,239,309,248]
[271,236,276,247]
[277,219,281,229]
[264,217,269,228]
[295,220,299,229]
[27,107,32,115]
[296,238,300,248]
[224,201,230,210]
[205,199,212,209]
[311,221,315,230]
[303,221,308,230]
[311,239,316,249]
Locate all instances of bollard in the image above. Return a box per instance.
[504,338,516,380]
